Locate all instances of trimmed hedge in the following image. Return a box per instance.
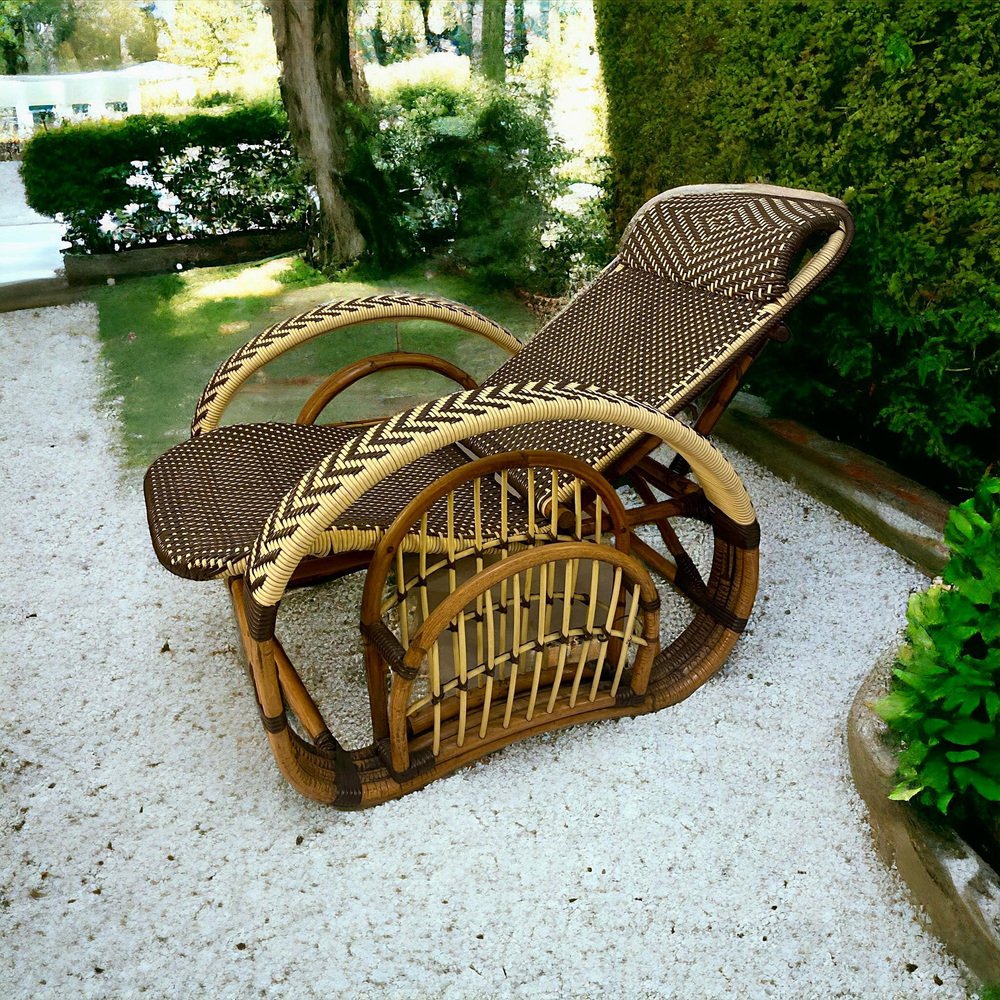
[19,102,306,252]
[594,0,1000,493]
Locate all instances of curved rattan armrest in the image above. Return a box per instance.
[241,380,757,632]
[190,294,523,436]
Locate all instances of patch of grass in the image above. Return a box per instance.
[90,254,538,467]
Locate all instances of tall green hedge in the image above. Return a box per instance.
[594,0,999,493]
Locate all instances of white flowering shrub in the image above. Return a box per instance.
[20,103,307,253]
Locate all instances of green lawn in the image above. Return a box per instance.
[90,255,539,467]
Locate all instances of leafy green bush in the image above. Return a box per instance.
[345,81,583,292]
[191,91,241,109]
[877,476,1000,819]
[19,101,306,252]
[594,0,999,493]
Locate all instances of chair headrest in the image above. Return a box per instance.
[618,183,855,305]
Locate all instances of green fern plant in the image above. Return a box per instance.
[877,476,1000,816]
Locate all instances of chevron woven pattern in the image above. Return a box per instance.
[190,294,522,437]
[243,380,754,607]
[145,422,524,580]
[618,190,845,303]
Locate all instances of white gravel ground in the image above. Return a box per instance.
[0,303,974,999]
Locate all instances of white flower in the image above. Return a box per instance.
[99,212,116,234]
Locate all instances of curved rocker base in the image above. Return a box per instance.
[229,540,758,808]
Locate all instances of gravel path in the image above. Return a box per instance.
[0,161,50,226]
[0,303,972,999]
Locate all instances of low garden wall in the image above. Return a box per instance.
[0,138,23,162]
[849,654,1000,984]
[63,228,305,285]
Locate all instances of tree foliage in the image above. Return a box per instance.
[163,0,273,79]
[594,0,1000,493]
[343,79,576,290]
[0,0,158,73]
[353,1,474,66]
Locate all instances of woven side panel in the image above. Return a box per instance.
[190,294,522,436]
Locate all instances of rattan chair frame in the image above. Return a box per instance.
[145,183,854,806]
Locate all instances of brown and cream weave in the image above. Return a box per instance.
[145,184,853,588]
[470,187,853,493]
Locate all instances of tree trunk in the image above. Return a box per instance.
[537,0,550,40]
[510,0,527,64]
[459,0,474,59]
[370,13,388,66]
[416,0,434,49]
[480,0,505,82]
[270,0,366,269]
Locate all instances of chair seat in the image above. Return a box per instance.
[145,269,760,584]
[145,422,526,581]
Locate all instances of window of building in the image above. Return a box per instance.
[0,107,17,134]
[105,101,128,114]
[29,105,56,127]
[72,103,91,115]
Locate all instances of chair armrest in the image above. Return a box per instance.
[241,380,757,633]
[190,294,523,436]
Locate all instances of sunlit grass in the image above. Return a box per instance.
[365,52,472,96]
[91,254,538,468]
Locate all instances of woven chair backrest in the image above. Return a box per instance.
[617,184,852,306]
[469,184,854,503]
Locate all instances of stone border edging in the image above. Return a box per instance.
[0,276,90,314]
[63,228,306,285]
[847,651,1000,984]
[716,395,949,576]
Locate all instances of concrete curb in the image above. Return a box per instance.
[717,396,949,576]
[63,229,305,285]
[0,277,90,314]
[847,652,1000,984]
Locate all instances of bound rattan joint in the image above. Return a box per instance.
[144,183,854,806]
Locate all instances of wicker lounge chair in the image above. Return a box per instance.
[145,183,854,806]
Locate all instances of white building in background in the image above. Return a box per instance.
[0,61,202,134]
